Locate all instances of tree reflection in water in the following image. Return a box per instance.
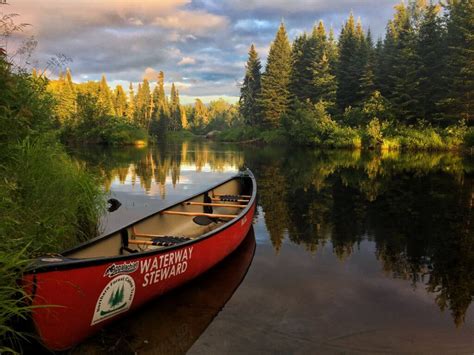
[250,147,473,327]
[72,142,473,326]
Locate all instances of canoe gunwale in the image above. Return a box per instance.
[25,169,257,274]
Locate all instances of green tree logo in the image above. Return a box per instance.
[108,284,125,309]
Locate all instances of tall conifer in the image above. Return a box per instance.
[442,0,474,124]
[239,44,262,126]
[259,22,292,127]
[126,82,135,122]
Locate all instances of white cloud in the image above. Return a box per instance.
[152,10,229,34]
[178,56,196,66]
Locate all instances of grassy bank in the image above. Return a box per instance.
[0,56,106,351]
[61,117,148,146]
[213,103,473,152]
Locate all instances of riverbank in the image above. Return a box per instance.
[0,56,106,352]
[213,122,474,152]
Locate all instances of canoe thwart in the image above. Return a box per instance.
[161,211,236,218]
[185,202,246,208]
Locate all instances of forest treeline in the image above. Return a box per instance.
[237,0,473,149]
[48,0,473,149]
[48,70,240,145]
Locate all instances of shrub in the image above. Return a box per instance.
[363,118,384,148]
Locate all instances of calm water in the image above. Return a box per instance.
[69,141,474,354]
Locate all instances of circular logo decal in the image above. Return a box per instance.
[91,275,135,325]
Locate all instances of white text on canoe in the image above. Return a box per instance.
[140,246,193,287]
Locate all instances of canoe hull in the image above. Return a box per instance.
[23,202,255,351]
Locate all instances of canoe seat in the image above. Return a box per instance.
[151,236,192,247]
[217,195,246,202]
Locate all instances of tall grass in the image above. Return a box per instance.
[0,139,105,352]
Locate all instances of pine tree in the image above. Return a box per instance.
[98,74,114,116]
[259,22,292,127]
[289,33,312,103]
[126,82,135,122]
[416,3,446,123]
[169,83,182,131]
[135,79,152,128]
[442,0,474,124]
[193,98,209,129]
[180,106,188,129]
[113,85,127,117]
[388,2,422,123]
[327,27,339,74]
[337,14,366,109]
[152,71,169,117]
[359,29,376,101]
[52,68,76,123]
[239,44,262,126]
[312,53,337,108]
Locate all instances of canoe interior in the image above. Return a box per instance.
[63,175,252,260]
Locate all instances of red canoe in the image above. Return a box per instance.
[22,169,257,351]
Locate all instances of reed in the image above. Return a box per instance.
[0,139,106,352]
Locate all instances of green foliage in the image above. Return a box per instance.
[0,248,32,353]
[0,52,105,351]
[463,127,474,148]
[259,22,292,127]
[441,0,474,124]
[363,118,384,148]
[283,101,361,148]
[113,85,127,118]
[239,44,262,126]
[190,98,209,132]
[336,14,370,109]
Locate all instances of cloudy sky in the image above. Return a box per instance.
[6,0,399,104]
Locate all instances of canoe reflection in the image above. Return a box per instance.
[70,227,256,354]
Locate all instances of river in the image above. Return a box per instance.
[68,141,474,354]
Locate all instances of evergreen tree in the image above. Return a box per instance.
[135,79,152,129]
[152,71,169,117]
[151,71,170,136]
[336,14,367,109]
[312,53,337,108]
[327,27,339,73]
[113,85,127,117]
[259,22,292,127]
[239,44,262,126]
[289,33,312,103]
[442,0,474,124]
[180,106,188,129]
[193,98,209,129]
[388,2,422,123]
[126,82,135,122]
[98,74,114,116]
[169,83,182,131]
[416,3,446,123]
[359,29,376,101]
[49,68,76,123]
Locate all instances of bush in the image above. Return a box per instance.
[363,118,384,148]
[283,101,362,148]
[464,127,474,149]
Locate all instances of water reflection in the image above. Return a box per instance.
[247,147,473,327]
[73,142,473,329]
[71,142,244,197]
